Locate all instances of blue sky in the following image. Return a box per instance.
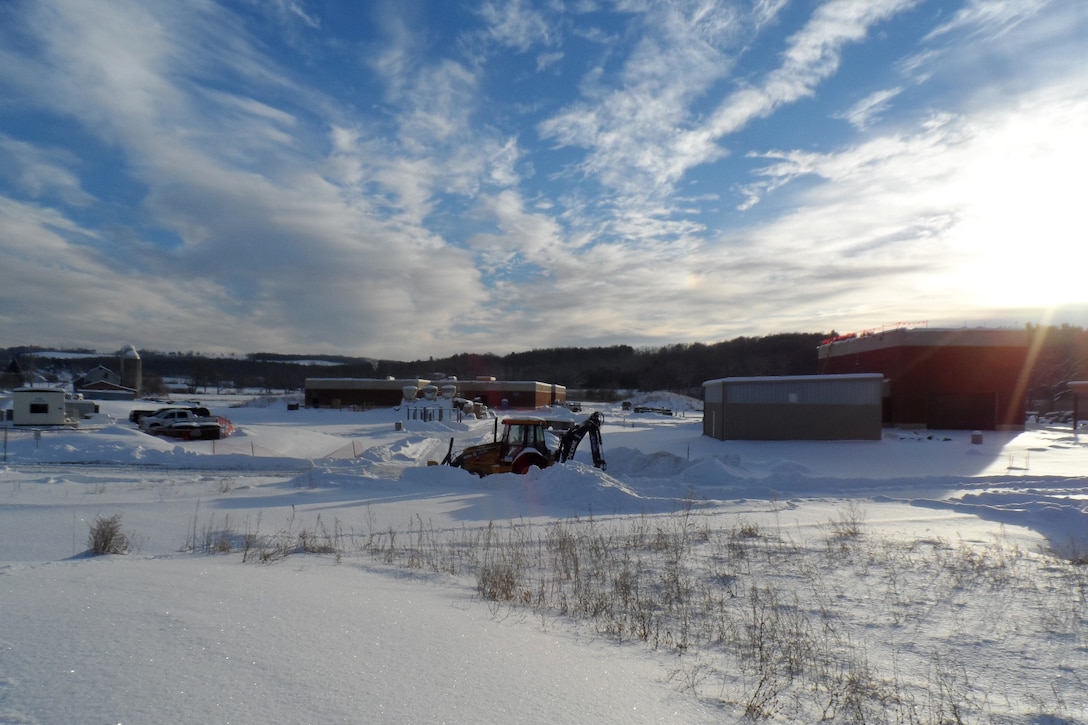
[0,0,1084,359]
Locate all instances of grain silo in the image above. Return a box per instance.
[119,344,142,395]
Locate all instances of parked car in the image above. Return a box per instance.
[138,407,232,440]
[129,404,210,424]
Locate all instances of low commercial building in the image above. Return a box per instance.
[818,327,1029,430]
[305,378,430,409]
[703,374,884,441]
[456,379,565,409]
[304,378,566,410]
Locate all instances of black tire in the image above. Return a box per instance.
[512,455,545,474]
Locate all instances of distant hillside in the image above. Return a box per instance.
[4,325,1084,411]
[372,333,828,395]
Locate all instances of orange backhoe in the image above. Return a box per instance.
[438,412,606,476]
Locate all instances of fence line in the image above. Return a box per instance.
[404,406,464,423]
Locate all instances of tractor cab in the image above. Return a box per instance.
[498,418,551,464]
[444,417,554,476]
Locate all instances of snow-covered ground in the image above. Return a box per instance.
[2,392,1086,723]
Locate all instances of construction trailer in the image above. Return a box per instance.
[817,327,1029,430]
[11,387,68,426]
[703,374,884,441]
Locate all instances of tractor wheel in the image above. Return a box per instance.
[512,455,545,474]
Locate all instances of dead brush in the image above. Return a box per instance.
[88,513,130,555]
[826,501,867,541]
[476,522,532,604]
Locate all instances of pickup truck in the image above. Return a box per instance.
[139,407,233,440]
[129,405,210,424]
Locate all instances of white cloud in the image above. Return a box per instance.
[537,0,923,251]
[666,0,920,184]
[486,45,1088,349]
[0,135,95,207]
[478,0,556,51]
[536,0,747,244]
[837,87,904,130]
[926,0,1049,40]
[487,137,524,187]
[535,51,564,71]
[0,0,501,358]
[0,197,245,350]
[273,0,322,30]
[752,0,790,31]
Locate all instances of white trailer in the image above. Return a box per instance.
[12,388,68,426]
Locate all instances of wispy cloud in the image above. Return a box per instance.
[273,0,322,30]
[665,0,921,185]
[926,0,1049,40]
[539,1,743,193]
[0,135,95,207]
[837,87,905,130]
[478,0,556,52]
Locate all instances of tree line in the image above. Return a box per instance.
[3,325,1086,410]
[371,332,826,397]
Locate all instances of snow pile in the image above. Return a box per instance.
[618,390,703,412]
[2,394,1087,722]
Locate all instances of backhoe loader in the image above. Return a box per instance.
[437,411,606,476]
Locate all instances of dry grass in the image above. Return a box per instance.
[182,504,1088,722]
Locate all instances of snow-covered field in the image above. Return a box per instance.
[2,393,1086,723]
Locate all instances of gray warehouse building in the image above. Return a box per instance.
[703,373,885,441]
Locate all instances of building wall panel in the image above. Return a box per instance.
[819,329,1028,430]
[703,374,883,441]
[721,403,882,441]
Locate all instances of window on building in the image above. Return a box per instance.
[29,403,49,414]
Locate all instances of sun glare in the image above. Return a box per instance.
[943,96,1087,310]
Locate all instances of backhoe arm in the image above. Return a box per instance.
[557,411,606,470]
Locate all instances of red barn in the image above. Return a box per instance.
[817,328,1030,431]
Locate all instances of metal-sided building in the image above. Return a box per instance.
[817,327,1029,430]
[703,374,884,441]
